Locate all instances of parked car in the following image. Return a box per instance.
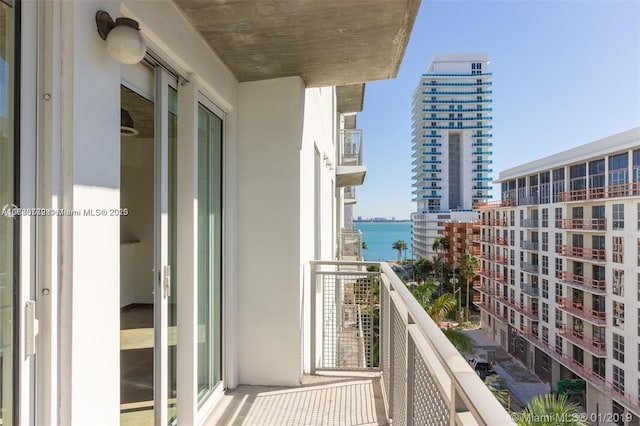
[468,357,496,379]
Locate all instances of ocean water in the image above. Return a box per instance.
[354,221,412,261]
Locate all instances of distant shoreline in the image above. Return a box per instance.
[354,219,410,223]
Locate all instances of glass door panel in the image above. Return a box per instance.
[0,2,15,424]
[167,87,178,424]
[196,103,222,402]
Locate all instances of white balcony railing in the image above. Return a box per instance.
[310,260,514,425]
[338,228,363,260]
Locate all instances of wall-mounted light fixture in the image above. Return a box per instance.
[96,10,146,64]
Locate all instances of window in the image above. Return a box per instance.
[510,249,515,266]
[555,258,563,279]
[555,233,562,253]
[542,326,549,344]
[609,152,629,188]
[613,365,625,393]
[613,204,624,229]
[555,335,563,353]
[638,237,640,266]
[637,203,640,230]
[555,306,563,327]
[542,303,549,322]
[555,283,563,304]
[542,279,549,299]
[542,255,549,275]
[542,232,548,251]
[541,354,550,371]
[613,301,625,329]
[541,208,548,227]
[510,230,515,246]
[593,357,605,379]
[613,333,625,362]
[613,236,624,263]
[613,269,624,296]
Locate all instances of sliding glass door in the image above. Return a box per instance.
[0,1,15,424]
[197,102,223,402]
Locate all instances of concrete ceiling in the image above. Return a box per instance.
[336,84,365,114]
[174,0,420,87]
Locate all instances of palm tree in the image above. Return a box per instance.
[432,236,450,292]
[413,257,433,283]
[410,278,472,352]
[392,240,407,262]
[459,253,479,322]
[515,394,589,426]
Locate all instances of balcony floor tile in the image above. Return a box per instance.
[204,373,387,425]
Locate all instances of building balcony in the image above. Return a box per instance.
[559,245,606,263]
[556,297,606,325]
[338,229,363,261]
[424,72,493,77]
[422,107,493,113]
[420,142,442,147]
[520,283,539,298]
[472,185,492,191]
[423,81,493,87]
[495,254,508,265]
[519,219,538,228]
[423,99,493,104]
[472,141,493,147]
[337,129,366,187]
[559,272,606,295]
[520,240,539,251]
[473,176,492,182]
[557,182,640,202]
[556,218,606,231]
[519,331,639,415]
[476,301,508,322]
[422,125,493,130]
[520,261,539,274]
[421,90,493,96]
[344,186,356,204]
[557,325,606,358]
[504,298,539,320]
[307,261,513,425]
[423,116,492,121]
[495,237,508,246]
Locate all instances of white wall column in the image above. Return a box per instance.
[57,1,121,425]
[237,77,305,386]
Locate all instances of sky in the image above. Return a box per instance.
[355,0,640,220]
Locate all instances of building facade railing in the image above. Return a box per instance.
[557,325,606,357]
[556,297,606,325]
[557,218,607,231]
[339,129,363,167]
[338,228,363,260]
[559,271,606,295]
[559,245,606,262]
[310,261,515,425]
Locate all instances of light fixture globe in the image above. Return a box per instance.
[106,22,146,64]
[96,11,146,64]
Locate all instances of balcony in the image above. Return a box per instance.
[520,261,539,274]
[559,271,606,295]
[520,283,539,298]
[337,129,366,187]
[557,218,606,231]
[476,301,508,322]
[519,218,538,228]
[559,245,606,263]
[557,182,640,202]
[557,325,606,357]
[309,261,514,425]
[338,229,363,260]
[344,186,356,204]
[520,240,539,251]
[505,298,539,320]
[556,297,606,325]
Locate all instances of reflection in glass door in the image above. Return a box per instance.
[0,2,15,425]
[197,103,223,402]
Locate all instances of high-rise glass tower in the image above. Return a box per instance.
[411,53,493,259]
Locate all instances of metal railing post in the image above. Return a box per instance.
[310,261,317,374]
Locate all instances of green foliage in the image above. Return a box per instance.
[515,394,588,426]
[392,239,408,262]
[442,328,473,352]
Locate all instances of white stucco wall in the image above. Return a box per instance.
[237,77,306,386]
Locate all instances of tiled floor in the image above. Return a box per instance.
[204,373,388,426]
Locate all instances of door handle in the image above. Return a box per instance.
[163,265,171,298]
